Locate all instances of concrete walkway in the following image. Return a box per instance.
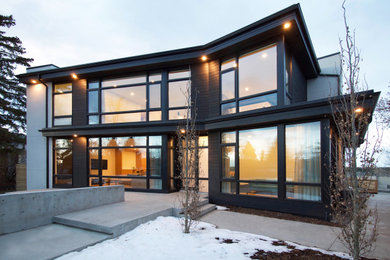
[201,192,390,259]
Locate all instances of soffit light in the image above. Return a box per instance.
[283,22,291,30]
[73,134,78,138]
[71,73,78,79]
[201,55,208,61]
[355,107,363,113]
[31,79,37,84]
[180,129,186,134]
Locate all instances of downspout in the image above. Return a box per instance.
[38,74,50,189]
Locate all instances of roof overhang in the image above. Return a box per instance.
[18,4,320,84]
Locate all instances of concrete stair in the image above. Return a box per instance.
[52,201,173,237]
[173,198,216,219]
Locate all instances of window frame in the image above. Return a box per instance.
[220,120,323,202]
[167,68,191,120]
[87,135,163,190]
[53,138,73,188]
[53,82,73,126]
[87,73,163,125]
[219,44,278,116]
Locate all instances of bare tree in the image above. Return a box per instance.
[176,72,200,233]
[329,2,382,259]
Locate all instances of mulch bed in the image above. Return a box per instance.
[249,248,346,259]
[226,206,339,227]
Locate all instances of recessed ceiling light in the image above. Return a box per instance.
[201,55,208,61]
[71,73,78,79]
[283,22,291,30]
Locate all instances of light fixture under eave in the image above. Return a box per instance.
[180,129,186,134]
[31,79,37,84]
[73,134,78,138]
[71,73,78,79]
[355,107,363,113]
[283,22,291,30]
[201,55,208,61]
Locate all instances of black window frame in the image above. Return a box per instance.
[167,68,191,120]
[220,120,323,202]
[87,135,163,191]
[53,138,73,188]
[87,73,163,125]
[52,82,73,126]
[219,44,278,116]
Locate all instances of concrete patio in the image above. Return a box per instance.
[0,191,388,260]
[0,191,213,260]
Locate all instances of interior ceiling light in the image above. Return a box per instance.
[283,22,291,30]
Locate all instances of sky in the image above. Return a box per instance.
[2,0,390,165]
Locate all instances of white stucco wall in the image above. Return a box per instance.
[26,83,48,189]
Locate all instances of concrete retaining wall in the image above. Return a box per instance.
[0,185,124,235]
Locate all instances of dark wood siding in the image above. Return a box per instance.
[192,62,209,120]
[72,137,88,187]
[208,60,220,118]
[208,131,220,198]
[72,79,87,126]
[291,56,307,103]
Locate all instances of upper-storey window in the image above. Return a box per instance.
[168,69,191,120]
[220,45,277,115]
[87,73,162,124]
[53,83,72,126]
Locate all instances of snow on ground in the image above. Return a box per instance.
[216,205,229,211]
[57,216,350,260]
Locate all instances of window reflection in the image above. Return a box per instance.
[239,127,277,181]
[222,146,235,179]
[54,138,72,186]
[286,122,321,183]
[102,75,146,88]
[239,45,277,98]
[169,81,189,108]
[286,121,321,201]
[238,93,277,112]
[221,71,235,101]
[54,93,72,116]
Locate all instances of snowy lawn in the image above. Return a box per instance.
[57,216,350,260]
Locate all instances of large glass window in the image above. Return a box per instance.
[54,138,72,186]
[286,121,321,201]
[220,45,277,115]
[53,83,72,126]
[221,128,278,197]
[168,69,191,120]
[88,136,162,190]
[87,73,162,124]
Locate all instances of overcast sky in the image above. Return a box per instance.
[3,0,389,165]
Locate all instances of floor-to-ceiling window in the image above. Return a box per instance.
[220,121,322,201]
[285,122,321,201]
[53,138,73,187]
[221,127,278,197]
[88,136,162,190]
[168,69,191,120]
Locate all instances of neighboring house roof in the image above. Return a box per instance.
[18,4,320,83]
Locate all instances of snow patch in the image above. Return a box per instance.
[57,216,350,260]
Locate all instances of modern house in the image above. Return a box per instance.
[18,4,379,219]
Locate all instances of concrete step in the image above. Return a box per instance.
[174,203,216,219]
[52,201,173,237]
[197,204,216,219]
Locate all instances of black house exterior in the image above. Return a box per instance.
[19,4,379,219]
